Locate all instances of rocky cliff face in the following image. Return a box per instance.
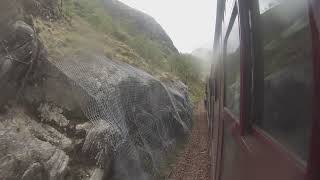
[103,0,178,54]
[0,1,191,180]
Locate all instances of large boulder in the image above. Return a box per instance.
[103,0,179,54]
[0,24,192,179]
[32,53,192,179]
[0,107,70,180]
[0,1,192,179]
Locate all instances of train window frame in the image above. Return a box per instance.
[213,0,320,179]
[307,2,320,178]
[245,1,320,175]
[254,0,313,164]
[222,0,237,37]
[223,2,241,121]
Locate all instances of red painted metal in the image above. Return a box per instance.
[251,127,306,171]
[215,57,224,180]
[237,0,252,136]
[209,0,320,180]
[220,109,306,180]
[306,0,320,179]
[243,132,305,180]
[216,112,224,180]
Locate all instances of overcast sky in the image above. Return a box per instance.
[118,0,217,53]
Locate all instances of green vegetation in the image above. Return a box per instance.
[64,0,115,33]
[36,0,205,102]
[167,54,204,101]
[127,35,168,70]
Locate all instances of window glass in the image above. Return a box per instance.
[223,0,236,36]
[258,0,280,13]
[258,0,312,161]
[225,15,241,117]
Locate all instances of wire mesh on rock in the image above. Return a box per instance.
[52,53,192,179]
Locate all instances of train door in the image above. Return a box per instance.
[214,0,320,179]
[217,1,249,179]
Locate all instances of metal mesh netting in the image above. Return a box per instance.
[52,53,192,179]
[0,14,192,179]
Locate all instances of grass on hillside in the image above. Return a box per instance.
[35,0,206,103]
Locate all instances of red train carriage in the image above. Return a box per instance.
[207,0,320,179]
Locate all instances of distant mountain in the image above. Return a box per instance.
[103,0,178,54]
[192,48,213,62]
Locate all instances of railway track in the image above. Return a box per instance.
[167,101,211,180]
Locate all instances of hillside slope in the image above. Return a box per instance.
[0,0,194,179]
[103,0,178,54]
[33,0,204,102]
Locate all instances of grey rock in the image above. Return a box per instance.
[38,103,70,128]
[75,122,92,137]
[0,107,70,180]
[0,19,41,107]
[0,3,192,179]
[89,168,104,180]
[103,0,178,53]
[21,162,44,180]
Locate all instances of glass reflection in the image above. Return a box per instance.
[225,15,240,117]
[258,0,312,161]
